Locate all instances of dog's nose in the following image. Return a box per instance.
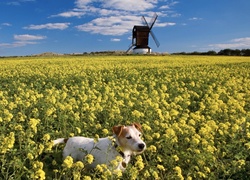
[138,143,145,150]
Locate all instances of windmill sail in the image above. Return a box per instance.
[149,13,158,30]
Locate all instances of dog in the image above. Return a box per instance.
[53,123,146,171]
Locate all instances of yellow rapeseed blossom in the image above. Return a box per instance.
[135,155,144,171]
[62,156,74,169]
[152,171,159,179]
[27,153,34,160]
[73,161,84,169]
[1,54,250,180]
[174,166,184,180]
[32,169,45,180]
[147,145,157,153]
[157,164,166,171]
[85,154,94,164]
[113,169,123,177]
[76,127,81,134]
[0,132,15,153]
[83,176,92,180]
[29,118,40,133]
[102,128,109,135]
[42,134,51,141]
[173,155,179,161]
[95,164,104,173]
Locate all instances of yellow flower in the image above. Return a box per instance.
[152,171,159,179]
[33,169,45,180]
[76,127,81,134]
[33,161,44,170]
[29,118,40,133]
[135,155,144,171]
[170,109,179,116]
[148,145,157,153]
[62,156,74,169]
[73,171,81,180]
[42,134,50,141]
[102,128,109,135]
[27,153,34,160]
[73,161,84,169]
[113,169,123,177]
[14,124,23,131]
[83,176,91,180]
[153,133,160,139]
[103,169,112,177]
[143,170,151,178]
[174,166,184,180]
[111,156,123,167]
[132,110,144,118]
[173,155,179,161]
[37,144,44,155]
[95,164,104,173]
[85,154,94,164]
[157,164,166,171]
[1,132,15,153]
[46,108,55,116]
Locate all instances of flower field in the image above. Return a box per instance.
[0,55,250,179]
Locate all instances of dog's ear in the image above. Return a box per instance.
[112,125,124,137]
[132,123,142,132]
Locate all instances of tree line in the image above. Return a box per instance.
[172,49,250,56]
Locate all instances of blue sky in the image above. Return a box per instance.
[0,0,250,56]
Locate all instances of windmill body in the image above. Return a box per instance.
[127,13,160,54]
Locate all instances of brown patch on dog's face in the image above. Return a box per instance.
[132,123,142,132]
[112,125,125,137]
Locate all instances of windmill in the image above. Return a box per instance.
[127,13,160,54]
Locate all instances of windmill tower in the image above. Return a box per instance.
[127,13,160,54]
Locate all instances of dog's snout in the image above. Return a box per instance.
[138,143,145,150]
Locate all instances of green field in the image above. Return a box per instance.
[0,55,250,179]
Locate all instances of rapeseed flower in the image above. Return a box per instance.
[27,153,34,160]
[102,128,109,135]
[148,145,157,153]
[85,154,94,164]
[62,156,74,169]
[135,155,144,171]
[157,164,166,171]
[32,169,45,180]
[29,118,40,133]
[83,176,91,180]
[1,132,15,153]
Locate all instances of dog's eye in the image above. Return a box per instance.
[139,134,142,137]
[126,136,132,139]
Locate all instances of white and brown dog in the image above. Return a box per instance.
[53,123,146,171]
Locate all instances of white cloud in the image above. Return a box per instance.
[111,38,121,42]
[7,0,35,6]
[24,23,70,30]
[53,11,85,18]
[156,22,176,27]
[14,34,46,41]
[209,37,250,50]
[0,34,46,49]
[53,0,177,36]
[76,16,142,35]
[102,0,155,11]
[1,23,12,26]
[159,5,170,9]
[188,17,203,21]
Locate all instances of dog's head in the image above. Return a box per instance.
[112,123,146,154]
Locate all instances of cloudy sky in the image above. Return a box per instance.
[0,0,250,56]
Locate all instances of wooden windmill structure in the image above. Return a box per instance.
[127,13,160,54]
